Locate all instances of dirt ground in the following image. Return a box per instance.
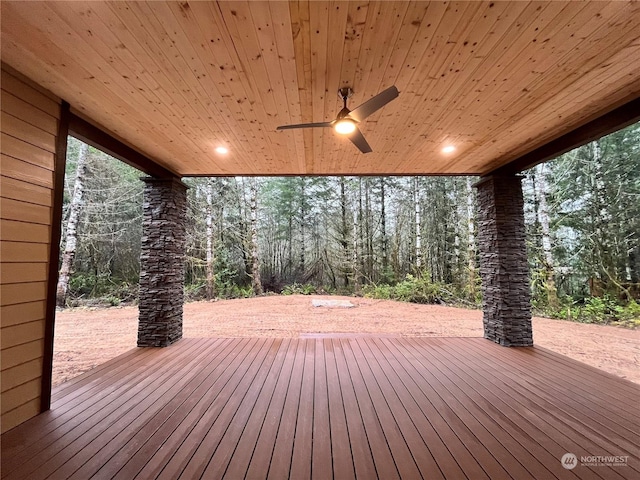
[53,295,640,386]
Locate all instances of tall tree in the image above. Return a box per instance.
[466,177,477,297]
[534,163,558,308]
[56,141,89,306]
[413,176,422,271]
[205,178,216,299]
[338,177,350,287]
[249,177,263,295]
[380,177,389,276]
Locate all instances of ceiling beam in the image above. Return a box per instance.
[68,113,178,178]
[486,96,640,176]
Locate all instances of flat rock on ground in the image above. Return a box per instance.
[311,298,354,308]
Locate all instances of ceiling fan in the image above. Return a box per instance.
[276,85,399,153]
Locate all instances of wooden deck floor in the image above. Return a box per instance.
[2,337,639,479]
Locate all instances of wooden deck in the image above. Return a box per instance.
[2,337,639,479]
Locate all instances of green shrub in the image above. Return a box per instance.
[362,283,393,299]
[395,274,441,304]
[105,295,121,307]
[282,283,317,295]
[621,300,640,319]
[184,282,206,302]
[546,296,639,328]
[222,284,253,299]
[68,274,95,297]
[363,274,451,305]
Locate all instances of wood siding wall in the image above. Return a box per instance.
[1,65,61,432]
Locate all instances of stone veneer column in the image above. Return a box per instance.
[476,174,533,346]
[138,177,188,347]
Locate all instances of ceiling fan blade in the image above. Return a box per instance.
[347,127,373,154]
[277,121,333,130]
[349,85,399,122]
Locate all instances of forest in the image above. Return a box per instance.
[56,123,640,326]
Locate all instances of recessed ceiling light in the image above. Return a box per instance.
[215,146,229,154]
[442,145,456,154]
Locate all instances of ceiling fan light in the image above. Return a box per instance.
[334,119,356,135]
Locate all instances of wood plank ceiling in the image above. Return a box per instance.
[2,1,640,176]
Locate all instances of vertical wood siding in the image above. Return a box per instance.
[1,65,61,433]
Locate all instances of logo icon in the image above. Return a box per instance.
[561,453,578,470]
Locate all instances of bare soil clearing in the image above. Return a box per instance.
[53,295,640,386]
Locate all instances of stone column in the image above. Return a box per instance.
[476,174,533,346]
[138,177,188,347]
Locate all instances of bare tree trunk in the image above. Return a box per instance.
[238,178,252,279]
[364,178,373,279]
[340,177,350,287]
[352,209,360,293]
[287,206,293,279]
[56,142,89,307]
[358,178,365,282]
[205,178,216,299]
[535,164,558,308]
[590,141,630,299]
[414,176,422,271]
[299,179,306,277]
[249,177,263,295]
[466,177,476,297]
[380,177,388,274]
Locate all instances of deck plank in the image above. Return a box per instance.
[410,338,590,480]
[331,338,378,479]
[527,346,640,401]
[1,346,158,458]
[362,338,465,479]
[263,339,306,480]
[466,341,640,449]
[289,336,315,479]
[68,338,237,479]
[324,339,356,480]
[501,344,640,423]
[2,336,639,480]
[348,338,424,479]
[202,339,293,478]
[111,338,264,479]
[450,340,639,480]
[311,339,333,480]
[340,338,401,480]
[381,338,511,479]
[1,339,209,480]
[242,338,301,479]
[52,340,227,480]
[355,338,446,480]
[463,340,640,447]
[153,338,277,479]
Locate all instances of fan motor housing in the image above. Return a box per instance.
[337,107,351,120]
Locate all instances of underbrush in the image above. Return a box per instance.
[281,283,322,295]
[361,274,479,308]
[66,279,138,308]
[63,273,640,330]
[183,282,253,302]
[542,297,640,328]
